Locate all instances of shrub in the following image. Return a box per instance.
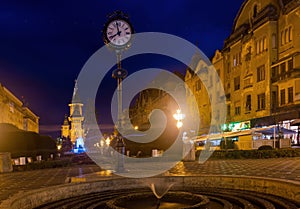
[203,148,300,159]
[258,145,273,150]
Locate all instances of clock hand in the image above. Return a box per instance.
[109,33,118,39]
[115,21,121,35]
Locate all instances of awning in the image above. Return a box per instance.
[291,119,300,126]
[254,126,296,135]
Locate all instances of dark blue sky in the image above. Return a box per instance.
[0,0,245,137]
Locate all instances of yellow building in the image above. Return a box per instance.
[0,83,39,133]
[187,0,300,135]
[61,81,84,145]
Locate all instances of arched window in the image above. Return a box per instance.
[288,26,293,42]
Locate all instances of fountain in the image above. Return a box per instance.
[105,192,209,209]
[2,176,299,209]
[105,177,210,209]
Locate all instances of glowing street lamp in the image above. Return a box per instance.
[105,137,111,146]
[173,109,185,129]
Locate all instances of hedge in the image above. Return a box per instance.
[196,148,300,159]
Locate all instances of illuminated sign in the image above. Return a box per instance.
[222,121,251,132]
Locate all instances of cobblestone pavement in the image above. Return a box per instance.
[169,157,300,181]
[0,164,101,204]
[0,158,299,204]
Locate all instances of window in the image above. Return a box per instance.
[9,102,14,113]
[257,65,265,82]
[260,39,263,52]
[227,63,231,73]
[272,91,278,110]
[227,105,231,116]
[288,59,293,71]
[263,37,267,51]
[288,87,293,103]
[233,52,242,67]
[280,63,286,78]
[296,80,300,101]
[256,37,267,54]
[195,80,201,91]
[271,66,278,78]
[272,34,276,49]
[253,5,258,17]
[234,76,240,90]
[246,95,251,112]
[281,26,293,45]
[289,26,293,42]
[285,29,289,43]
[235,106,241,115]
[233,55,237,67]
[280,89,286,105]
[257,94,265,110]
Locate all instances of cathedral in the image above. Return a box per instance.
[61,81,85,148]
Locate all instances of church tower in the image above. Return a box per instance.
[68,80,84,144]
[61,114,70,139]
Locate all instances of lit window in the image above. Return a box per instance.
[233,55,237,67]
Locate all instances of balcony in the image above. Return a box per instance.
[271,68,300,83]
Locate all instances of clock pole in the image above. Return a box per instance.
[115,52,126,132]
[102,11,133,173]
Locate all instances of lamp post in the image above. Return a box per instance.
[173,109,195,161]
[102,11,134,173]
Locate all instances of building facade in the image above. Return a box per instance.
[186,0,300,138]
[61,81,84,144]
[0,83,39,133]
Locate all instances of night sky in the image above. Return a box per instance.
[0,0,245,138]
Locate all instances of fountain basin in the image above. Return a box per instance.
[106,192,209,209]
[1,176,299,209]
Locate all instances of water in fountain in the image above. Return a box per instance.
[145,178,175,208]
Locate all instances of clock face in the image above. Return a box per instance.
[106,20,132,47]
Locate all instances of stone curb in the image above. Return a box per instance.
[0,175,299,209]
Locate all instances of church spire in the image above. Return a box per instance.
[72,80,81,104]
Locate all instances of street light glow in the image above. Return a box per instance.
[173,109,185,129]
